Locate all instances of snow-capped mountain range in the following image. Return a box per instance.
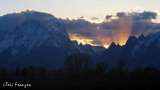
[0,19,159,70]
[102,32,160,71]
[0,19,105,70]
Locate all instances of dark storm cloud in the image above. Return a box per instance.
[0,13,26,31]
[0,10,95,41]
[0,10,57,31]
[57,18,97,37]
[130,21,160,35]
[77,30,94,37]
[59,18,93,30]
[0,10,159,45]
[100,11,159,35]
[116,11,157,21]
[116,12,126,18]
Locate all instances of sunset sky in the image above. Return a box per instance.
[0,0,160,48]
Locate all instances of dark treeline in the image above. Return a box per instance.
[0,66,54,78]
[1,65,159,79]
[0,53,160,89]
[0,53,160,80]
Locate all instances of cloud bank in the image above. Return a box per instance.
[0,10,159,46]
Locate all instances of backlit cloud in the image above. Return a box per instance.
[106,15,112,20]
[0,10,159,47]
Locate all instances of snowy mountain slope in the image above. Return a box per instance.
[0,19,79,55]
[134,32,160,51]
[0,19,105,70]
[0,19,80,69]
[102,31,160,71]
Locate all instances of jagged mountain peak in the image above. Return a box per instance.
[128,36,137,40]
[138,34,145,40]
[108,42,116,49]
[125,36,138,46]
[117,43,121,47]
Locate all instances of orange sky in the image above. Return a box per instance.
[69,18,134,48]
[68,15,156,48]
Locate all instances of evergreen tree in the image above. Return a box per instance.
[95,62,108,79]
[0,68,8,77]
[15,67,19,77]
[22,67,26,77]
[116,60,125,78]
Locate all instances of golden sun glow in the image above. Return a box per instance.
[75,39,93,45]
[69,34,93,45]
[112,18,133,45]
[69,32,127,49]
[104,45,109,48]
[68,16,154,49]
[69,33,105,47]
